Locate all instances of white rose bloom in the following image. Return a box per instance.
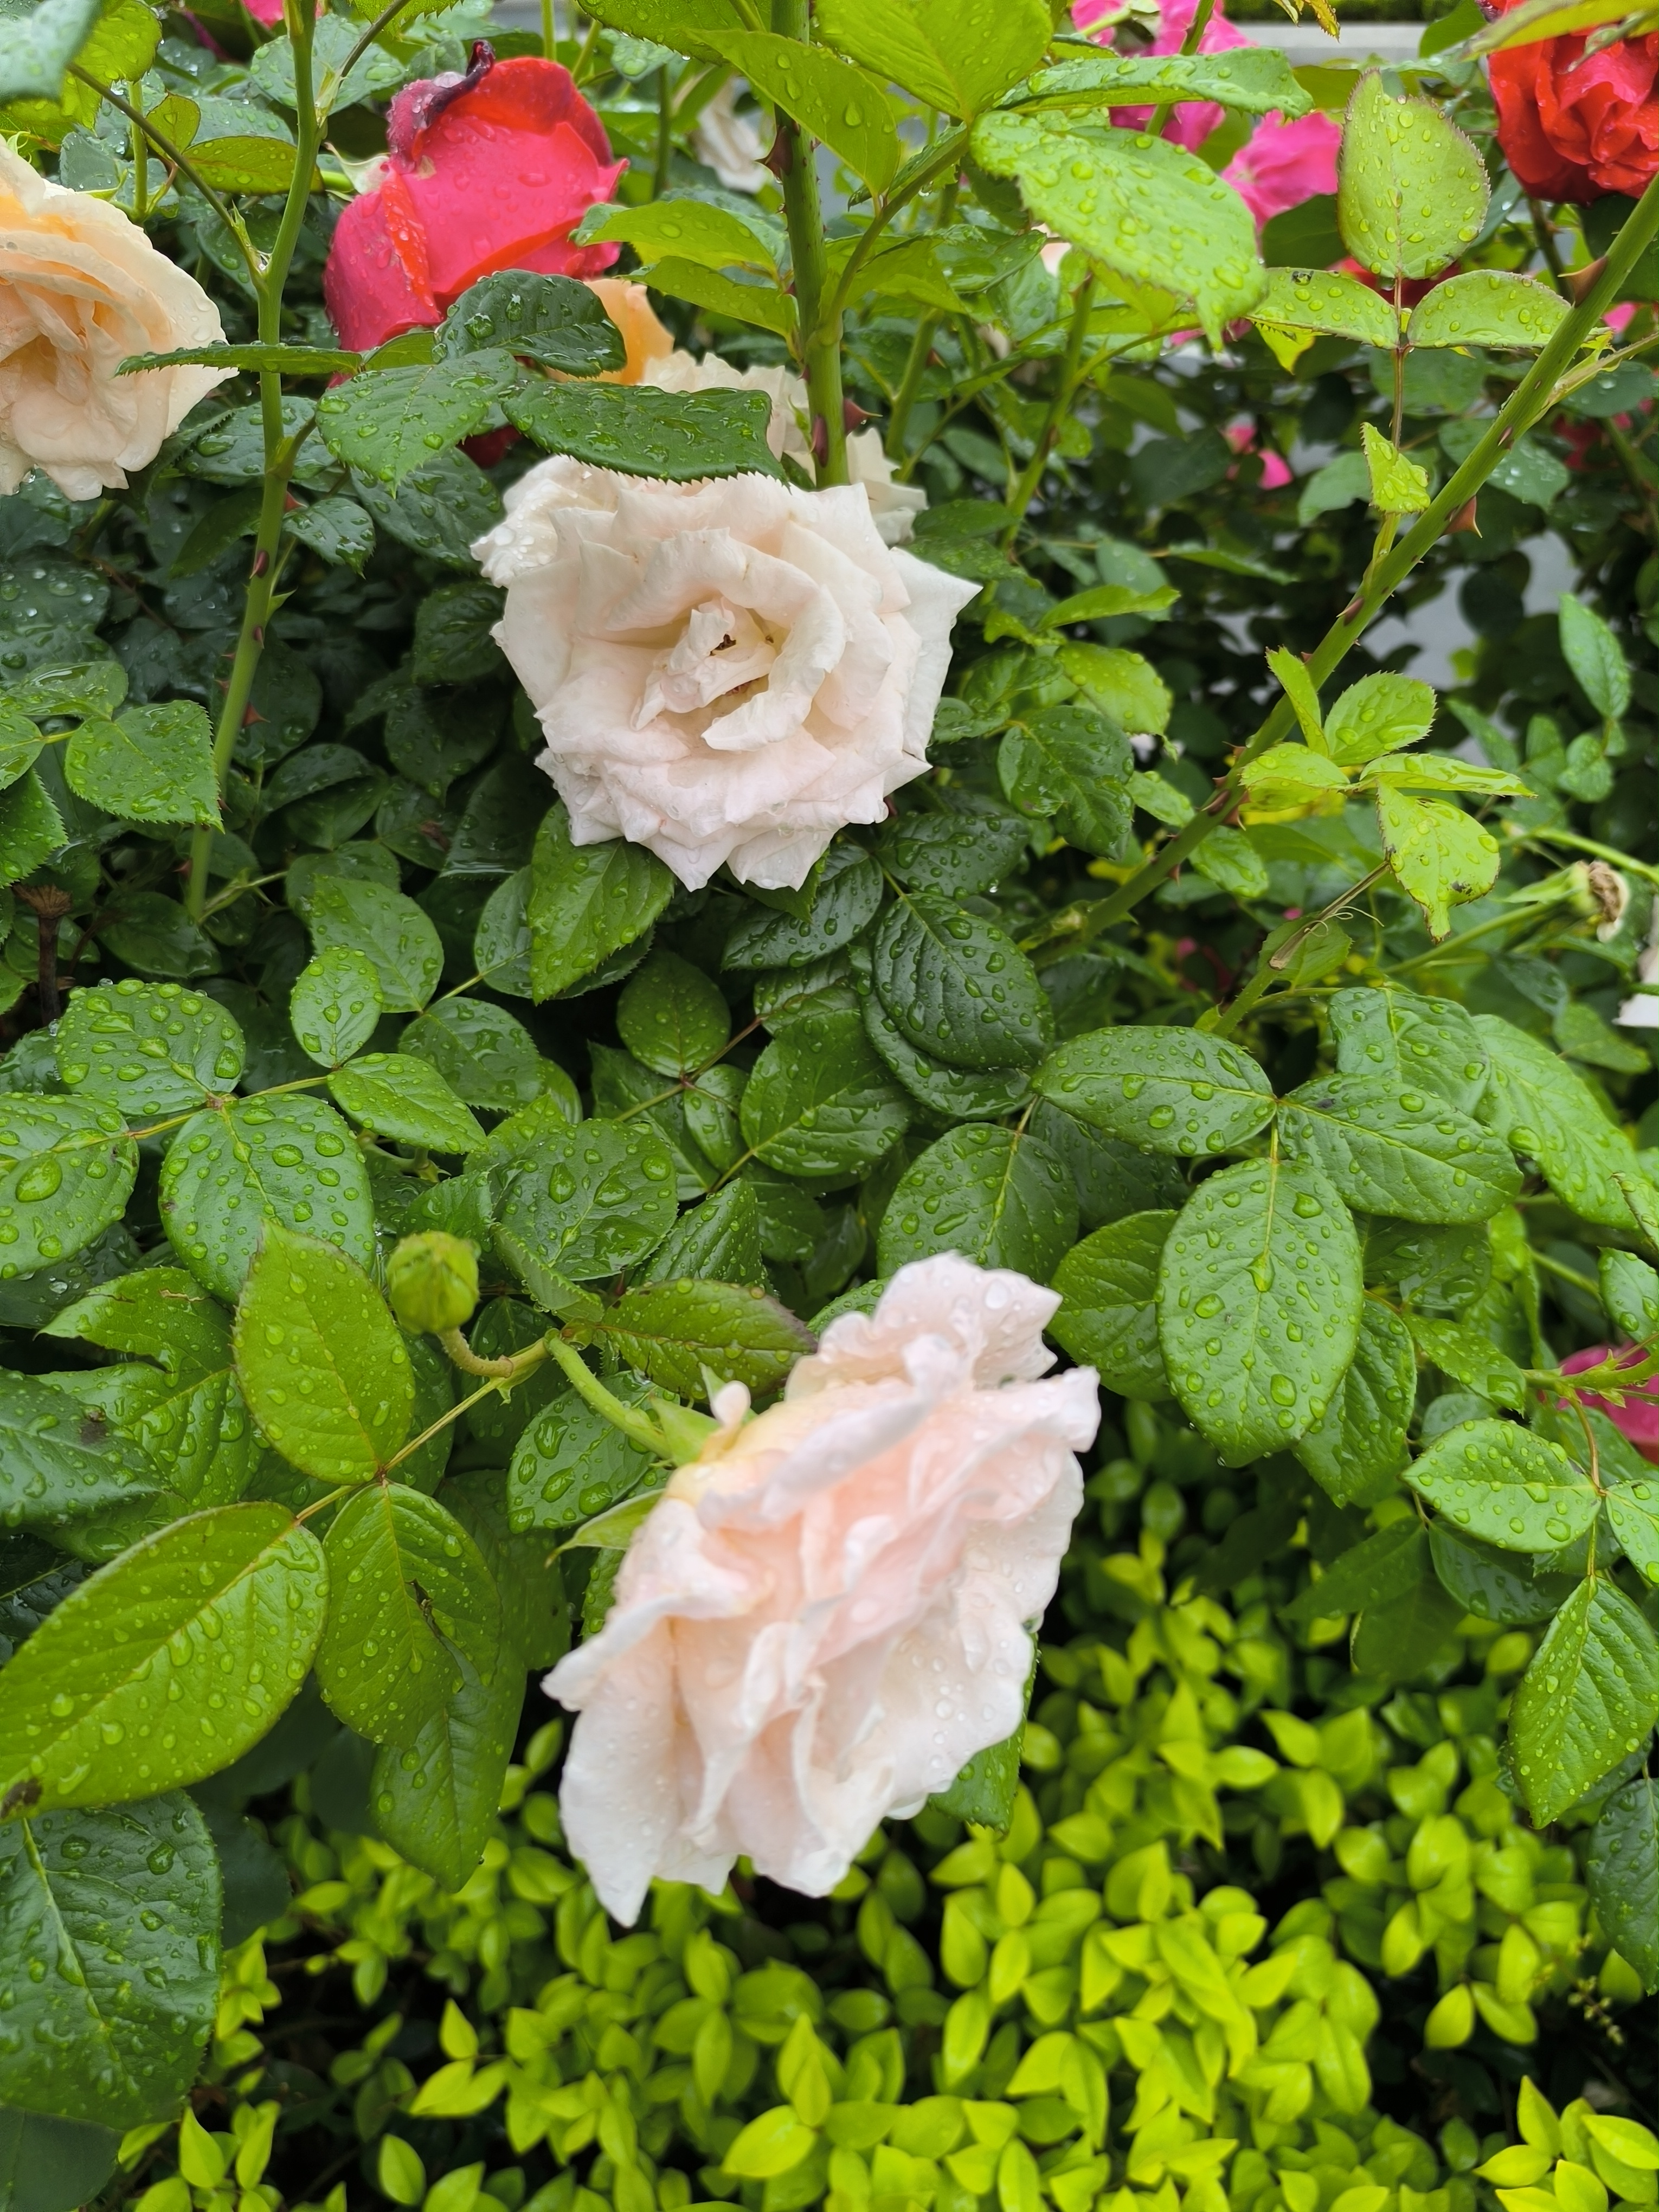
[644,345,928,545]
[1618,905,1659,1028]
[692,81,772,196]
[473,459,978,891]
[0,142,230,500]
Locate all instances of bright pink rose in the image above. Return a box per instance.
[1560,1345,1659,1462]
[243,0,283,23]
[1223,418,1293,487]
[323,48,623,355]
[1223,110,1341,223]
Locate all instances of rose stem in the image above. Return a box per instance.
[771,0,848,486]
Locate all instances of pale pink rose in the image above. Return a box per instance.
[0,142,230,499]
[1223,110,1342,224]
[473,461,976,890]
[544,1255,1099,1924]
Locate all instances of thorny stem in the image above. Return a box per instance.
[1066,176,1659,949]
[772,0,846,484]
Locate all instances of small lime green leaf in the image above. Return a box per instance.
[290,947,383,1069]
[329,1053,485,1155]
[1265,644,1329,750]
[1360,754,1530,799]
[0,1501,326,1812]
[1375,785,1500,940]
[1405,1416,1598,1550]
[1406,270,1571,350]
[1336,69,1489,280]
[1323,672,1436,764]
[815,0,1049,115]
[56,980,245,1118]
[0,702,42,792]
[723,2106,819,2181]
[1189,822,1270,899]
[1360,422,1430,515]
[189,136,308,192]
[970,110,1264,345]
[0,1795,218,2130]
[1252,267,1398,348]
[0,770,67,883]
[317,1484,500,1746]
[722,32,899,191]
[1510,1578,1658,1827]
[234,1224,413,1483]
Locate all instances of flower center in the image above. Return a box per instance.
[636,597,780,725]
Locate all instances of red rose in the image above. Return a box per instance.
[1487,0,1658,201]
[323,47,624,353]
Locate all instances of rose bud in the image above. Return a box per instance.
[387,1231,480,1334]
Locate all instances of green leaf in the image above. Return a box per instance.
[1558,591,1631,721]
[1034,1026,1275,1159]
[871,891,1051,1073]
[0,1796,217,2129]
[317,352,520,488]
[1406,1313,1528,1410]
[4,661,126,723]
[317,1484,499,1746]
[1294,1299,1414,1506]
[858,983,1034,1121]
[1328,984,1488,1110]
[1405,1416,1598,1550]
[1375,785,1500,940]
[1586,1776,1658,1991]
[161,1095,376,1302]
[1360,423,1430,516]
[1049,1211,1174,1400]
[0,703,42,794]
[434,272,626,376]
[644,1180,767,1288]
[1362,754,1529,799]
[1158,1157,1362,1466]
[998,706,1133,857]
[1283,1520,1429,1626]
[528,802,674,1001]
[497,1120,678,1290]
[723,2107,820,2182]
[567,1278,815,1397]
[508,1378,657,1532]
[1056,645,1173,740]
[1429,1525,1577,1626]
[0,1501,325,1812]
[970,111,1264,343]
[234,1226,413,1484]
[1438,418,1568,511]
[572,0,740,59]
[355,447,503,568]
[1239,745,1349,802]
[633,259,799,339]
[877,1124,1077,1278]
[1336,69,1488,280]
[0,1368,166,1536]
[400,1000,545,1116]
[0,2108,118,2210]
[1251,267,1398,347]
[0,0,100,99]
[1349,1572,1465,1683]
[1405,270,1570,350]
[723,31,900,190]
[63,699,218,832]
[1601,1249,1659,1346]
[370,1644,523,1891]
[1605,1470,1659,1591]
[55,980,245,1119]
[1278,1073,1520,1225]
[441,1468,569,1670]
[816,0,1048,113]
[0,771,67,882]
[290,493,375,572]
[506,381,786,480]
[722,847,883,970]
[1039,581,1178,628]
[1475,1014,1639,1229]
[189,135,308,193]
[740,1007,909,1181]
[1025,47,1313,115]
[300,876,443,1012]
[930,1725,1023,1832]
[877,806,1030,902]
[0,1094,137,1275]
[289,947,382,1070]
[329,1054,485,1156]
[43,1265,229,1384]
[1510,1578,1658,1827]
[617,951,730,1077]
[120,341,359,378]
[580,198,780,275]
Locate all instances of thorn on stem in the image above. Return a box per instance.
[1443,496,1480,536]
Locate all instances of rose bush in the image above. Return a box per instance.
[0,0,1654,2193]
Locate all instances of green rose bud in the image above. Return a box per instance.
[387,1231,479,1334]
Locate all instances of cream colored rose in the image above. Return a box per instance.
[644,344,927,545]
[0,143,230,500]
[692,80,771,196]
[544,1255,1098,1925]
[473,459,976,890]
